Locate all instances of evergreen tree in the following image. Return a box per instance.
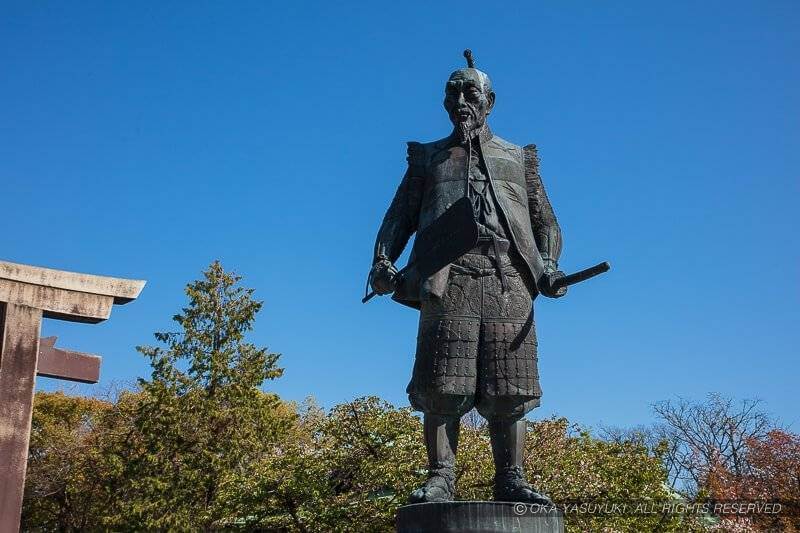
[115,261,292,530]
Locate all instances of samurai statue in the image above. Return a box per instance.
[368,50,568,504]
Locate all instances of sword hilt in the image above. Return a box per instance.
[362,264,413,304]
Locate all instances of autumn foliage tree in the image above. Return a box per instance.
[652,394,774,496]
[22,392,113,530]
[706,429,800,532]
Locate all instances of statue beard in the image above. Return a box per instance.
[454,103,487,140]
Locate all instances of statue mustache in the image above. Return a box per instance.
[455,102,484,132]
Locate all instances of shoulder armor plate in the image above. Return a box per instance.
[406,141,425,166]
[523,143,540,176]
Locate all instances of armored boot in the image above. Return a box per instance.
[489,417,553,504]
[409,413,459,503]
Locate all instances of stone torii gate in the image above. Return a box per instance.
[0,261,144,532]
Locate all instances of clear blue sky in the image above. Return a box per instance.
[2,1,797,431]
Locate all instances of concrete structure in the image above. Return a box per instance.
[396,501,564,532]
[0,261,144,532]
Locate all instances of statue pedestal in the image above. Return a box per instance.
[396,501,564,533]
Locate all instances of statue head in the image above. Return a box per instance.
[444,50,495,135]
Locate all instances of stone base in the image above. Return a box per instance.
[396,501,564,533]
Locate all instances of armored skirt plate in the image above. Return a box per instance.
[396,501,564,533]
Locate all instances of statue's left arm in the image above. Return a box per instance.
[523,144,562,270]
[523,144,566,297]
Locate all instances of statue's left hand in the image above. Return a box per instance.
[539,270,568,298]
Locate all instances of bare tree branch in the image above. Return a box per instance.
[651,393,776,496]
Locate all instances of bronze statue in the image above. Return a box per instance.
[366,50,607,505]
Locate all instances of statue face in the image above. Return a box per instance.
[444,70,495,133]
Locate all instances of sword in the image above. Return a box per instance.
[362,261,415,304]
[550,261,610,291]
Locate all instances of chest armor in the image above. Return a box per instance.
[415,135,545,283]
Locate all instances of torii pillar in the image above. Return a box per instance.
[0,261,144,532]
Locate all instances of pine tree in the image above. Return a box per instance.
[115,261,292,530]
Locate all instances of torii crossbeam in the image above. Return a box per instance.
[0,261,144,532]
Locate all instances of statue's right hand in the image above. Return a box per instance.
[370,260,398,295]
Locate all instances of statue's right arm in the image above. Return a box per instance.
[371,142,426,266]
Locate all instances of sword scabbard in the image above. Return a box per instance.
[552,261,610,290]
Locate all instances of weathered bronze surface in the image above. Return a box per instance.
[367,50,606,508]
